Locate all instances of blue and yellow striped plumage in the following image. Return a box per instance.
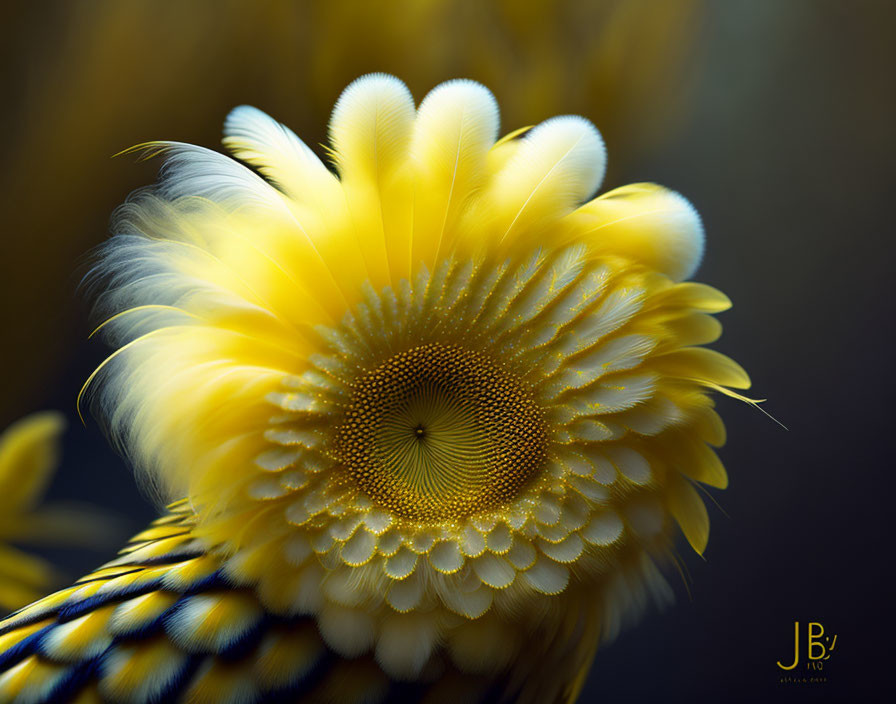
[1,504,325,703]
[0,503,595,703]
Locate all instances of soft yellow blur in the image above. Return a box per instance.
[0,0,703,422]
[0,412,116,612]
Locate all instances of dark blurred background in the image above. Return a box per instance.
[0,1,892,701]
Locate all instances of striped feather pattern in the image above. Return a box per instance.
[0,505,340,703]
[0,504,603,703]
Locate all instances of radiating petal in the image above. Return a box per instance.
[472,553,515,589]
[386,570,424,612]
[317,604,375,657]
[581,511,624,546]
[429,541,464,574]
[521,556,569,595]
[340,529,377,566]
[537,533,584,563]
[384,547,417,580]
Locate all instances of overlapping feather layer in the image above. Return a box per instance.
[82,75,744,679]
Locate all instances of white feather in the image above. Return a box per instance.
[485,115,606,245]
[223,105,342,204]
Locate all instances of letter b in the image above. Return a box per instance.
[808,622,826,660]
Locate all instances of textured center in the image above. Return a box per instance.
[337,344,547,521]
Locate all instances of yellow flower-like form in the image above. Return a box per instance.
[72,75,744,694]
[0,413,67,612]
[0,412,118,614]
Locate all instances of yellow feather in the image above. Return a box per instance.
[462,115,604,252]
[0,655,67,704]
[329,73,416,286]
[42,604,115,661]
[565,183,704,281]
[652,347,752,389]
[0,619,52,653]
[99,637,188,703]
[410,79,499,271]
[165,592,263,654]
[109,591,179,636]
[183,659,256,704]
[253,625,324,689]
[223,106,372,308]
[0,412,65,515]
[668,478,711,555]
